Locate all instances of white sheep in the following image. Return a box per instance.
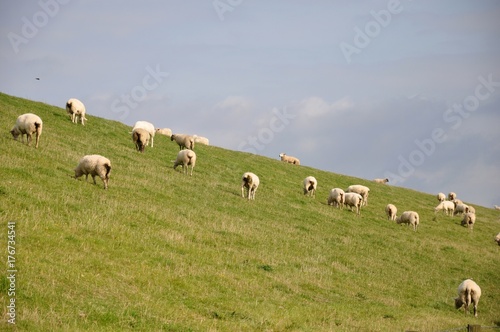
[453,203,469,216]
[279,153,300,165]
[344,192,363,216]
[467,205,475,214]
[171,134,195,150]
[385,204,397,221]
[193,135,210,145]
[434,201,455,216]
[241,172,259,200]
[155,128,172,137]
[494,205,500,211]
[73,155,111,189]
[65,98,87,125]
[133,121,155,147]
[373,178,389,184]
[396,211,419,231]
[327,188,345,209]
[461,212,476,230]
[495,233,500,246]
[453,199,464,206]
[303,176,317,197]
[132,128,150,153]
[10,113,43,148]
[346,185,370,206]
[455,279,481,317]
[448,192,457,201]
[173,150,197,175]
[437,192,446,202]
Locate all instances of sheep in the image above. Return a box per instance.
[373,178,389,184]
[133,121,155,147]
[455,279,481,317]
[173,150,197,176]
[73,155,111,189]
[171,134,195,150]
[396,211,419,231]
[132,128,150,153]
[453,203,469,216]
[241,172,259,200]
[448,192,457,201]
[385,204,397,221]
[461,212,476,230]
[303,176,317,197]
[193,135,210,145]
[437,192,446,202]
[453,199,464,206]
[346,185,370,206]
[467,205,475,214]
[10,113,43,148]
[494,205,500,211]
[434,201,455,216]
[327,188,345,209]
[65,98,87,125]
[495,233,500,246]
[344,192,363,216]
[279,153,300,165]
[155,128,172,137]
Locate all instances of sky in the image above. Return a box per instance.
[1,0,499,208]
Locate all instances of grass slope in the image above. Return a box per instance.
[0,92,499,331]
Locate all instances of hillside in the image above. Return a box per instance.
[1,92,499,331]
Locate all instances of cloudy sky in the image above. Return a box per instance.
[1,1,499,207]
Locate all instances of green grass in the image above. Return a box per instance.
[0,91,499,331]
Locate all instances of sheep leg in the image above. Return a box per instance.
[91,175,97,185]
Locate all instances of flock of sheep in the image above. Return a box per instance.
[9,99,500,318]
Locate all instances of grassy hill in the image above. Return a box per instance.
[0,92,499,331]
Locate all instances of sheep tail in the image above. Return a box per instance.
[35,122,42,131]
[104,163,111,178]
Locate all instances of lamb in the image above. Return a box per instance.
[434,201,455,216]
[385,204,397,221]
[132,121,155,147]
[73,155,111,189]
[327,188,345,209]
[396,211,419,231]
[344,192,363,216]
[461,212,476,230]
[279,153,300,165]
[173,150,196,175]
[193,135,210,145]
[171,134,195,150]
[346,185,370,206]
[241,172,259,200]
[10,113,43,148]
[453,203,470,216]
[155,128,172,137]
[373,178,389,184]
[448,192,457,201]
[303,176,317,197]
[437,192,446,202]
[65,98,87,125]
[132,128,150,153]
[455,279,481,317]
[495,233,500,246]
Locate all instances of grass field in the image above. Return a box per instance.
[1,92,499,331]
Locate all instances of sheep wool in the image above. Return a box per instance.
[434,201,454,216]
[133,121,155,147]
[173,150,197,175]
[155,128,172,137]
[327,188,345,209]
[461,212,476,230]
[241,172,259,200]
[66,98,87,125]
[396,211,419,231]
[171,134,195,150]
[455,279,481,317]
[303,176,317,197]
[74,155,111,189]
[346,184,370,206]
[437,192,446,202]
[344,192,363,216]
[132,128,150,153]
[279,153,300,165]
[10,113,43,148]
[385,204,397,221]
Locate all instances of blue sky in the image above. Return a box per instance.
[1,1,499,207]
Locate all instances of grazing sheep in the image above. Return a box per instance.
[10,113,43,148]
[327,188,345,209]
[133,121,155,147]
[396,211,419,231]
[467,205,475,214]
[303,176,317,197]
[73,155,111,189]
[346,185,370,206]
[448,192,457,201]
[374,178,389,184]
[65,98,87,125]
[155,128,172,137]
[344,192,363,216]
[494,205,500,211]
[455,279,481,317]
[453,199,464,206]
[171,134,195,150]
[241,172,259,200]
[453,203,469,216]
[434,201,455,216]
[385,204,397,221]
[279,153,300,165]
[193,135,210,145]
[132,128,150,153]
[461,212,476,230]
[437,192,446,202]
[173,150,197,175]
[495,233,500,246]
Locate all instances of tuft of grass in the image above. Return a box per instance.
[0,91,500,331]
